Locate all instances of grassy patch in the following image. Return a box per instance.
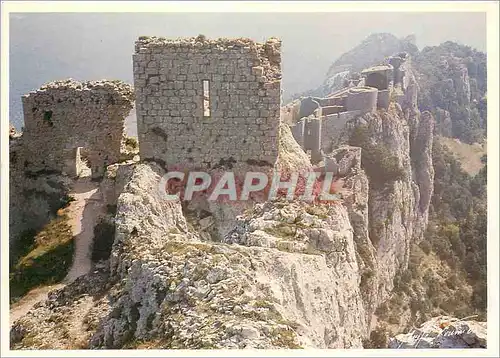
[10,213,74,301]
[270,327,303,349]
[263,223,297,239]
[304,204,329,219]
[438,136,486,175]
[124,137,138,150]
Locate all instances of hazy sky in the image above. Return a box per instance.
[9,12,487,128]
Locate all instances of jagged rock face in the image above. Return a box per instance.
[10,72,435,349]
[327,33,418,78]
[11,162,369,349]
[434,108,453,137]
[98,163,367,349]
[389,316,487,349]
[339,106,434,308]
[9,39,442,351]
[276,121,312,172]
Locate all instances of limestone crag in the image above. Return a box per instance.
[389,316,487,349]
[348,104,434,307]
[11,163,367,349]
[99,163,365,348]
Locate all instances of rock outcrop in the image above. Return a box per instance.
[11,163,366,348]
[389,316,487,349]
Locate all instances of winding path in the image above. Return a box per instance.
[10,177,104,327]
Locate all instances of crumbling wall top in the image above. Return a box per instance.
[22,79,135,105]
[361,64,394,75]
[135,35,279,51]
[134,35,281,81]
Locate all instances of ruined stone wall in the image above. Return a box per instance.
[377,89,390,109]
[345,87,378,113]
[323,146,361,176]
[312,97,339,108]
[298,97,320,120]
[320,110,362,153]
[291,119,305,147]
[281,99,301,125]
[303,116,322,162]
[21,79,134,178]
[363,67,393,91]
[320,105,344,116]
[133,36,282,169]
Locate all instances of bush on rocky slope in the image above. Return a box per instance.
[349,125,406,187]
[375,138,487,332]
[9,212,74,301]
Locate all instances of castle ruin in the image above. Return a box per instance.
[13,38,417,185]
[132,36,282,170]
[20,79,134,178]
[282,51,415,162]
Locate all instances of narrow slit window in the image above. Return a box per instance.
[203,80,210,117]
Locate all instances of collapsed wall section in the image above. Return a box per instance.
[21,79,134,178]
[133,36,282,170]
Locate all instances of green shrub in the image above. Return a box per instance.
[124,137,138,149]
[418,240,432,255]
[349,125,406,187]
[91,219,116,262]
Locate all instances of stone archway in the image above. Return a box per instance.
[63,147,92,178]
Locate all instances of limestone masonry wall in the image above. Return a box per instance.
[288,52,412,161]
[133,36,282,169]
[21,79,134,178]
[345,87,378,113]
[320,111,362,152]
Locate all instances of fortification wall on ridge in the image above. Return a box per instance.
[345,87,378,113]
[320,110,362,152]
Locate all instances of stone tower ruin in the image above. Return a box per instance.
[132,36,282,170]
[20,79,134,178]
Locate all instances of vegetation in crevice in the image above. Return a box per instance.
[10,213,74,301]
[349,125,406,188]
[375,139,487,332]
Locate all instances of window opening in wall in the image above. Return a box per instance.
[203,80,211,117]
[76,147,92,178]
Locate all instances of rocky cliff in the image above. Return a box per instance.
[10,68,436,349]
[412,41,487,144]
